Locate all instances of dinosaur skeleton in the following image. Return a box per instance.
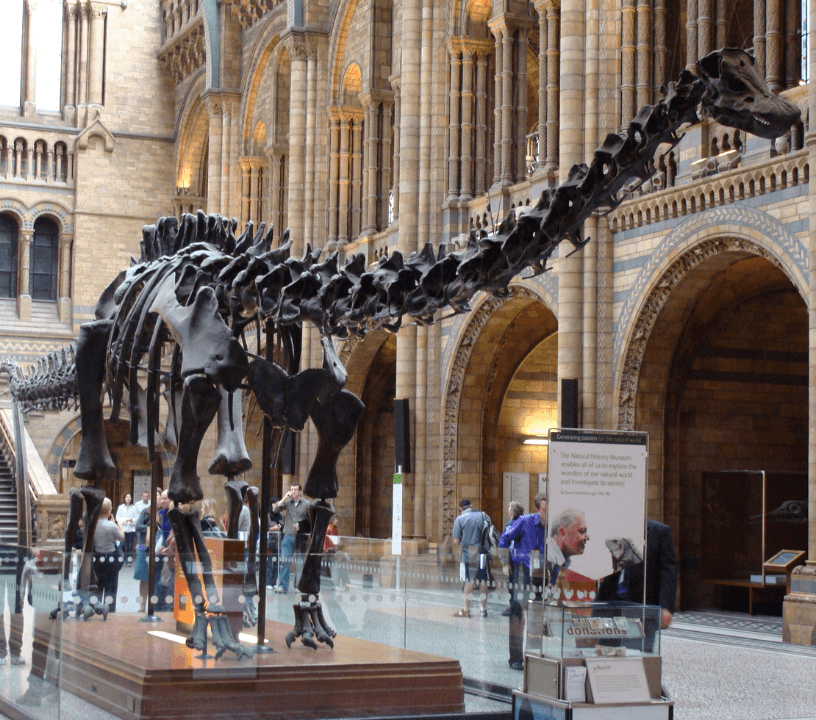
[1,49,799,657]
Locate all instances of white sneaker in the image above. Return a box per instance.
[10,656,25,666]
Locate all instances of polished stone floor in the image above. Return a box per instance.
[1,566,815,720]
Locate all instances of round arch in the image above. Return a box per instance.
[442,285,557,537]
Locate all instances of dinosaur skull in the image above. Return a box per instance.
[696,49,800,139]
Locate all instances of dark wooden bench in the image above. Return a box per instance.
[702,579,787,615]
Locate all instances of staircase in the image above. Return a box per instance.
[0,445,18,545]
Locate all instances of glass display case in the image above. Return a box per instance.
[527,601,662,659]
[519,601,671,716]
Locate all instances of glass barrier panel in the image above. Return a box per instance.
[0,542,63,720]
[403,549,524,688]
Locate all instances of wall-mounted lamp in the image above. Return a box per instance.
[522,436,549,446]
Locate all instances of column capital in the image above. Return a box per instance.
[58,232,74,247]
[358,90,395,110]
[88,2,108,19]
[201,90,240,117]
[450,37,494,59]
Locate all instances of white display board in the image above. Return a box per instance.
[391,473,403,555]
[547,430,648,581]
[503,471,530,515]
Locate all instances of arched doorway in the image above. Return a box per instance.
[623,245,807,610]
[445,290,558,535]
[354,334,397,538]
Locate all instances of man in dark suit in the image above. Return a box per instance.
[597,519,678,630]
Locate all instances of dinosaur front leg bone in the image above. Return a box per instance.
[297,500,335,596]
[208,388,252,476]
[74,320,115,481]
[303,390,365,500]
[167,375,222,505]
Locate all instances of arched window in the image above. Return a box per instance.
[0,215,18,298]
[30,217,58,300]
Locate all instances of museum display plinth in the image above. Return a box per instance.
[30,614,464,720]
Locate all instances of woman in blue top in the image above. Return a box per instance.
[501,501,527,615]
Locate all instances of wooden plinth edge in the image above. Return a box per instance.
[29,613,464,720]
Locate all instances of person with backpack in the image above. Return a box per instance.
[451,499,494,617]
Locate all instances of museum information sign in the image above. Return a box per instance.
[584,658,651,704]
[547,430,648,585]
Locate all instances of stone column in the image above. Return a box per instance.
[697,0,711,61]
[304,48,317,246]
[338,115,350,247]
[784,0,799,87]
[492,27,503,187]
[77,4,90,115]
[65,4,78,117]
[240,158,251,226]
[475,53,488,195]
[57,233,72,321]
[398,0,422,249]
[24,0,38,115]
[447,47,462,201]
[501,28,514,184]
[220,101,232,213]
[636,0,651,108]
[25,146,34,182]
[88,3,106,106]
[558,0,585,426]
[391,80,401,221]
[285,34,308,254]
[766,0,782,91]
[460,47,475,201]
[654,0,667,93]
[621,0,636,126]
[351,117,363,239]
[686,0,698,70]
[249,159,261,224]
[205,95,223,212]
[362,94,380,234]
[754,0,766,78]
[328,114,340,249]
[785,2,816,644]
[536,2,548,173]
[18,230,32,321]
[379,99,393,228]
[515,31,528,182]
[715,0,727,48]
[545,0,560,177]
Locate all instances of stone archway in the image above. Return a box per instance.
[442,287,556,536]
[615,236,807,610]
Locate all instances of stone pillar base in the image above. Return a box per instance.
[782,566,816,645]
[58,297,72,323]
[18,294,31,321]
[23,101,36,118]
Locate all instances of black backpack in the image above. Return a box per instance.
[480,512,500,554]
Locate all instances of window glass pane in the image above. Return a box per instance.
[0,0,23,107]
[36,0,64,111]
[31,218,58,300]
[0,215,18,298]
